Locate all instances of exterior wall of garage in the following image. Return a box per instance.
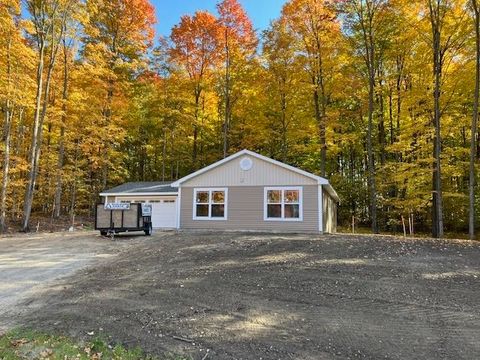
[322,188,337,233]
[179,185,319,232]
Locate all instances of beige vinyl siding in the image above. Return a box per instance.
[181,185,319,232]
[322,188,337,233]
[181,156,317,187]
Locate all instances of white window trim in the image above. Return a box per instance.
[193,188,228,220]
[264,186,303,222]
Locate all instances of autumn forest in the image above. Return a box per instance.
[1,0,480,238]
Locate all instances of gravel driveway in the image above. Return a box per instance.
[1,232,479,359]
[0,231,149,331]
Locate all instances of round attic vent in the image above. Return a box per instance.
[240,157,253,171]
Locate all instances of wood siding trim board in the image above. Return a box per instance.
[180,186,319,232]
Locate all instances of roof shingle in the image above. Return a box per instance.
[101,181,177,194]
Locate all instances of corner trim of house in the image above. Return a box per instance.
[176,187,182,229]
[318,185,323,232]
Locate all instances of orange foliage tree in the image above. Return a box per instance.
[170,11,222,167]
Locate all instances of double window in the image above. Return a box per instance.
[264,187,302,221]
[193,188,227,220]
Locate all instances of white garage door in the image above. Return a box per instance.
[151,200,177,228]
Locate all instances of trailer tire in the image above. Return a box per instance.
[100,231,108,236]
[145,224,152,236]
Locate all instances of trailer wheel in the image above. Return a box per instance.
[145,224,152,236]
[100,231,107,236]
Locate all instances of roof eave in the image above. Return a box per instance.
[323,184,340,203]
[100,192,179,197]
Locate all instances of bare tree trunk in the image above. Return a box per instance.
[377,60,386,167]
[70,140,79,228]
[359,0,378,233]
[22,35,46,232]
[396,55,404,134]
[378,84,386,166]
[305,10,328,177]
[318,60,327,178]
[388,87,393,145]
[193,84,201,168]
[162,128,167,181]
[223,28,231,158]
[313,85,327,177]
[22,2,67,231]
[23,43,60,230]
[54,39,69,219]
[429,0,444,238]
[280,77,288,162]
[0,36,13,232]
[367,65,378,233]
[469,0,480,240]
[11,108,25,220]
[0,108,13,232]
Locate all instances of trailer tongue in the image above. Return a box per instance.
[95,203,153,236]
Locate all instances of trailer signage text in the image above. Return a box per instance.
[104,203,131,210]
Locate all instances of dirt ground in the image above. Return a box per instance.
[0,231,150,330]
[1,232,479,360]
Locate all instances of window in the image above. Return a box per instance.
[193,188,227,220]
[264,187,302,221]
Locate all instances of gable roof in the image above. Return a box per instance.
[99,181,178,196]
[172,149,339,202]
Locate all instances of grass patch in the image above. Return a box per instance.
[0,329,188,360]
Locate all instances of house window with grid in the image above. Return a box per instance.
[193,188,227,220]
[264,187,302,221]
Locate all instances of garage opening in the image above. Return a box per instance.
[113,197,177,229]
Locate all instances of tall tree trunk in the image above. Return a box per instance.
[313,78,327,177]
[469,0,480,240]
[23,44,60,230]
[313,44,327,178]
[318,64,327,178]
[54,40,69,219]
[429,0,444,238]
[1,109,13,232]
[11,108,25,220]
[223,29,231,158]
[378,82,386,166]
[22,6,66,231]
[0,35,13,233]
[359,1,378,233]
[367,65,378,233]
[388,87,394,145]
[70,140,79,228]
[193,84,201,168]
[396,55,404,134]
[280,77,288,163]
[22,36,46,231]
[162,128,167,181]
